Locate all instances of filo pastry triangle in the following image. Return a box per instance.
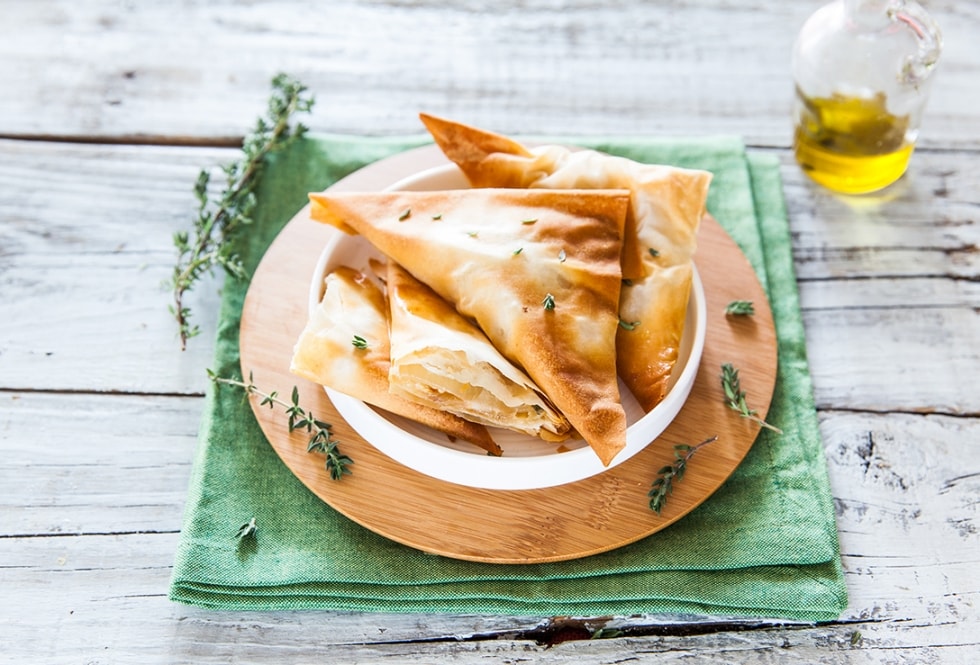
[308,188,631,466]
[420,113,713,410]
[385,260,571,441]
[290,265,501,455]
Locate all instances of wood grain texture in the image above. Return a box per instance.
[1,0,978,661]
[0,139,233,394]
[0,392,199,537]
[0,1,976,149]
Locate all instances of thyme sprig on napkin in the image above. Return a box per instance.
[721,363,782,433]
[169,74,314,349]
[649,436,718,514]
[207,370,353,480]
[236,517,258,541]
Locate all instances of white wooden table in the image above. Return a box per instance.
[1,1,977,662]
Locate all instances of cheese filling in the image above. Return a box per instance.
[391,350,568,441]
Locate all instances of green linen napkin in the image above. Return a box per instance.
[169,134,848,622]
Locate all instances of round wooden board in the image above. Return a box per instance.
[239,144,778,564]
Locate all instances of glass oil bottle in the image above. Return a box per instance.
[792,0,942,194]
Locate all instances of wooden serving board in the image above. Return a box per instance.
[239,144,777,564]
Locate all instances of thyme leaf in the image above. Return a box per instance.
[351,334,369,349]
[208,369,353,480]
[725,300,756,316]
[648,436,718,514]
[542,293,556,310]
[720,363,782,433]
[169,74,314,350]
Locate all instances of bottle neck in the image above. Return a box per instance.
[844,0,902,30]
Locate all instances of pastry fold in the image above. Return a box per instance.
[386,261,571,441]
[290,266,500,455]
[309,187,631,466]
[420,113,712,409]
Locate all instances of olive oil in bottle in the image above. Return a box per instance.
[793,89,914,195]
[791,0,942,195]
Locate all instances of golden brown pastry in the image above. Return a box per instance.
[290,265,500,455]
[386,261,571,441]
[419,113,712,409]
[309,188,631,466]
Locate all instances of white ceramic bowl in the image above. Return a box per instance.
[309,164,706,490]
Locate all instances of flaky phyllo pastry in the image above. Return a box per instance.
[290,266,501,456]
[385,261,571,441]
[308,187,632,466]
[420,113,713,410]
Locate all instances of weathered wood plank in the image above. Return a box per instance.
[820,411,980,629]
[0,392,199,537]
[0,139,234,394]
[804,306,979,415]
[1,525,976,664]
[0,1,976,149]
[779,153,980,283]
[799,276,979,311]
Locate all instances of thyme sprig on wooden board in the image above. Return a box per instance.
[725,299,756,316]
[208,370,353,480]
[648,436,718,514]
[721,363,782,433]
[169,73,314,349]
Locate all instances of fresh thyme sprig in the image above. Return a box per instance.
[169,74,315,349]
[725,300,755,316]
[207,369,353,479]
[720,363,782,433]
[648,436,718,514]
